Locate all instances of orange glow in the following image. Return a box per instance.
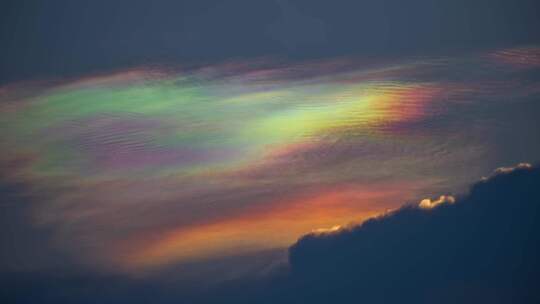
[122,184,416,271]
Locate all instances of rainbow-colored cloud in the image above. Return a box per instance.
[1,46,539,272]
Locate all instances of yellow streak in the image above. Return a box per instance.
[121,185,412,271]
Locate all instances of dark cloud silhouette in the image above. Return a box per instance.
[282,163,540,303]
[3,163,539,303]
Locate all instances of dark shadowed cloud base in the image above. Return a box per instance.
[282,164,540,303]
[2,164,539,303]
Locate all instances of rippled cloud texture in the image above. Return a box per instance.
[1,46,540,274]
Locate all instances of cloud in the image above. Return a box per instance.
[2,163,539,303]
[0,167,79,274]
[418,194,455,209]
[493,162,532,175]
[285,163,540,303]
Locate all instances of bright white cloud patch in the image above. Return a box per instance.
[419,195,455,209]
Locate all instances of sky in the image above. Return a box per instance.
[1,1,540,303]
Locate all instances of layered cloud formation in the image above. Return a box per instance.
[1,46,540,275]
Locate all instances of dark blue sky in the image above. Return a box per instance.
[1,0,539,84]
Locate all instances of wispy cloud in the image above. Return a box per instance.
[0,46,539,272]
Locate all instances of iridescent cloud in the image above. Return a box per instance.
[1,46,539,273]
